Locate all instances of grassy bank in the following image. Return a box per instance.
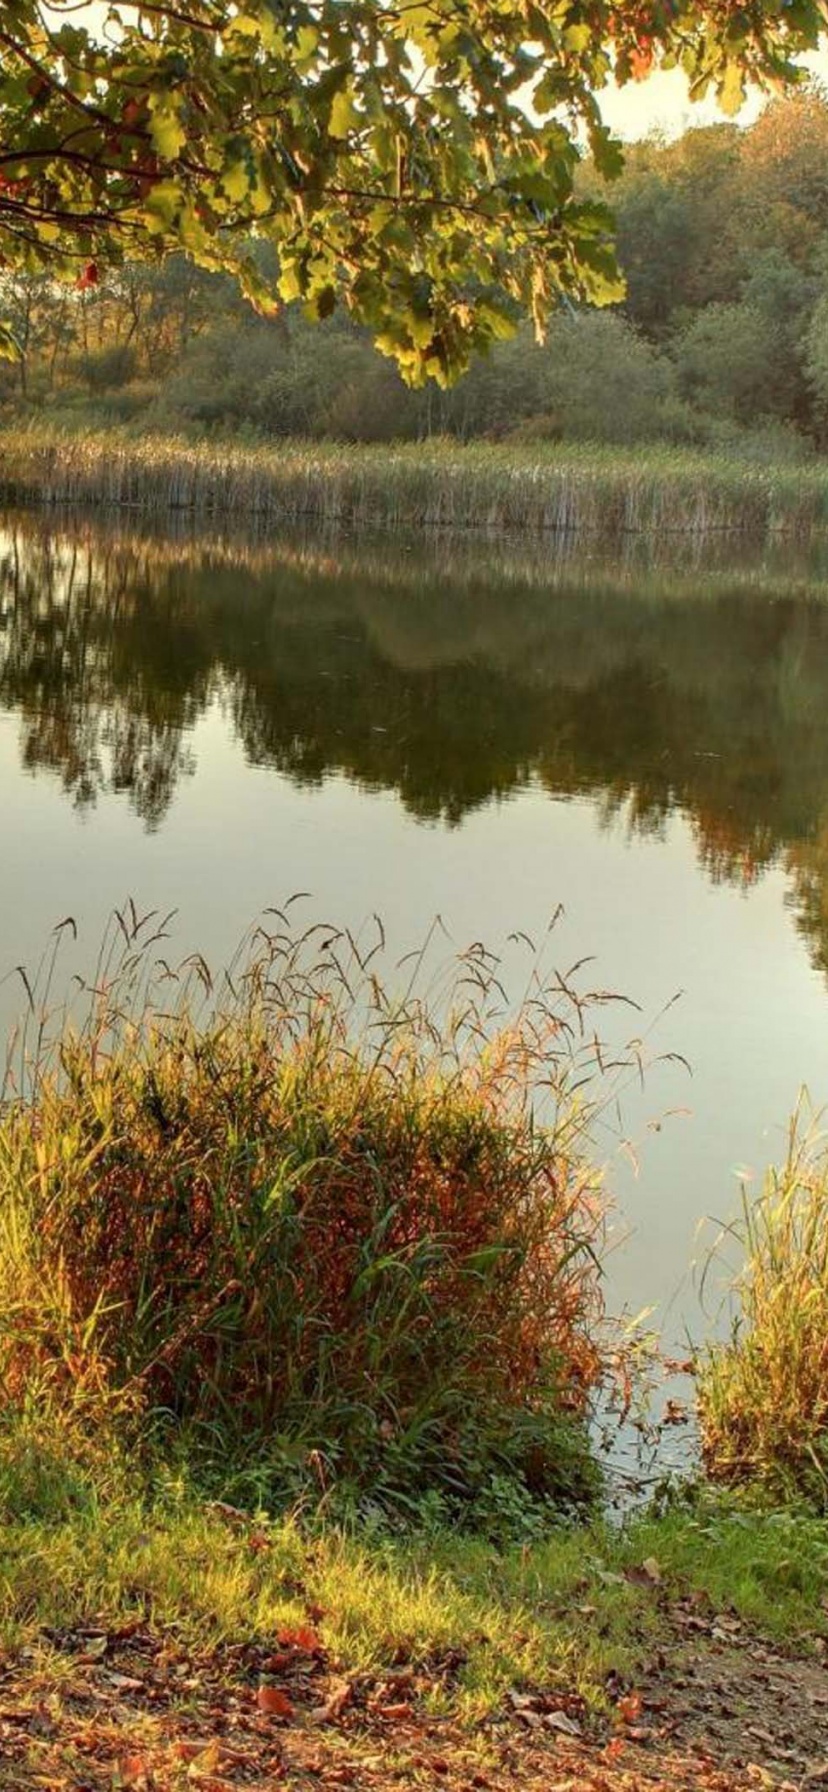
[3,916,828,1785]
[2,1485,825,1712]
[2,424,828,537]
[1,1469,827,1791]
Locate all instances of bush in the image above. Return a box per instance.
[149,315,419,441]
[0,913,613,1515]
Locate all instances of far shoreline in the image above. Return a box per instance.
[2,423,828,540]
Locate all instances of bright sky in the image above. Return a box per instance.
[597,49,828,140]
[56,6,828,144]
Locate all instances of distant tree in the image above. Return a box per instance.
[672,301,776,424]
[0,1,824,382]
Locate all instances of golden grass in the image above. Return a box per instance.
[2,425,828,536]
[698,1103,828,1506]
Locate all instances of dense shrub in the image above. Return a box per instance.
[0,914,613,1513]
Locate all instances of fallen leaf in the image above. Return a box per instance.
[310,1678,353,1724]
[544,1709,581,1737]
[171,1741,206,1761]
[263,1651,292,1674]
[185,1740,223,1780]
[256,1684,294,1719]
[278,1624,322,1654]
[116,1756,150,1788]
[641,1556,662,1584]
[617,1692,643,1724]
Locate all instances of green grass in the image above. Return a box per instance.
[2,422,828,536]
[1,1462,825,1722]
[698,1104,828,1507]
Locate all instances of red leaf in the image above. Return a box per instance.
[617,1691,643,1724]
[256,1685,294,1719]
[630,42,654,79]
[117,1756,150,1787]
[76,262,99,290]
[277,1624,322,1654]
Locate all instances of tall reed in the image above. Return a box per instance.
[0,908,632,1513]
[698,1103,828,1506]
[2,425,828,537]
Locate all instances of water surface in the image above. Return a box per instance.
[4,512,828,1349]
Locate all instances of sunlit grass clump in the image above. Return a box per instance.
[0,910,617,1519]
[699,1106,828,1507]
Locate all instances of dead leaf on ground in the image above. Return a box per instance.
[277,1625,323,1654]
[256,1684,294,1718]
[544,1709,582,1737]
[310,1678,353,1724]
[617,1692,643,1725]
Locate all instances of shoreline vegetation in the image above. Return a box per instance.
[0,908,616,1524]
[3,424,828,538]
[1,909,828,1782]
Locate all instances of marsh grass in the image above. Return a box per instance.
[2,425,828,537]
[0,905,647,1519]
[698,1101,828,1506]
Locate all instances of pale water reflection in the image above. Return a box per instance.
[3,511,828,1355]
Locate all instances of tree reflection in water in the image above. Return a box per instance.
[3,510,828,970]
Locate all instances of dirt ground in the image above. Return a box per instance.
[3,1597,828,1792]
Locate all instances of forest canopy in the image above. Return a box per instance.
[0,0,825,381]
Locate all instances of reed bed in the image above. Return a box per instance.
[0,907,633,1517]
[2,424,828,537]
[698,1105,828,1507]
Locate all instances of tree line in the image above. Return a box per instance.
[3,87,828,452]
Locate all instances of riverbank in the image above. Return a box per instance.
[2,1483,828,1791]
[2,424,828,537]
[4,903,828,1786]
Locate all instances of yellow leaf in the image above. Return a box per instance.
[329,87,360,139]
[718,60,746,117]
[278,263,303,301]
[148,92,186,160]
[223,159,251,202]
[187,1738,222,1780]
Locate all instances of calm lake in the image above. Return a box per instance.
[4,507,828,1353]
